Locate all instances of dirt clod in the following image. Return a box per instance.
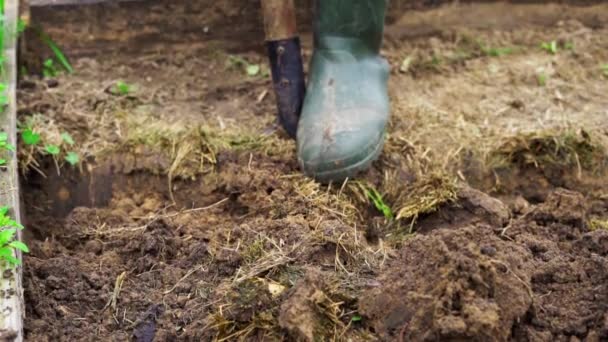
[360,225,532,341]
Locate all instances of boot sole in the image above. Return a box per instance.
[309,135,385,183]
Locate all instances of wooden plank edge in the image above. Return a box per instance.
[0,0,24,341]
[29,0,144,7]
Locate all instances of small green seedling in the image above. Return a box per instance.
[537,73,548,86]
[21,128,41,146]
[65,151,79,166]
[111,81,134,96]
[0,207,28,267]
[540,41,558,55]
[431,55,442,66]
[228,56,263,77]
[17,19,27,35]
[42,58,58,78]
[482,46,514,57]
[39,31,73,74]
[0,83,8,106]
[0,132,15,152]
[246,64,261,77]
[61,132,75,146]
[44,144,60,155]
[351,315,363,323]
[362,184,394,220]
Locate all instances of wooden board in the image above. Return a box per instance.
[30,0,142,6]
[0,1,23,341]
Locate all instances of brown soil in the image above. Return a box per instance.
[17,1,608,341]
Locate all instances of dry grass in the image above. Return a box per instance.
[487,129,607,174]
[395,173,459,221]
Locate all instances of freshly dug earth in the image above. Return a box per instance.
[19,1,608,341]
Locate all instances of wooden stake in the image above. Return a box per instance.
[260,0,298,41]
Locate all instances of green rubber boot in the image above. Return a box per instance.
[297,0,390,183]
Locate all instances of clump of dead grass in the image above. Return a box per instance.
[394,172,459,220]
[588,218,608,231]
[18,108,295,180]
[204,279,283,341]
[487,129,607,174]
[115,110,294,179]
[289,175,361,226]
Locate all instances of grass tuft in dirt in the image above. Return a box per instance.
[116,111,292,179]
[588,218,608,231]
[488,129,608,175]
[395,172,459,221]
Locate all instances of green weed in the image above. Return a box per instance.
[18,119,81,168]
[64,151,79,166]
[360,183,394,220]
[61,132,75,145]
[21,127,40,146]
[42,58,58,78]
[0,207,28,267]
[0,131,15,152]
[227,55,264,77]
[44,144,60,155]
[480,44,514,57]
[111,80,134,96]
[39,30,73,74]
[540,41,558,54]
[537,73,548,86]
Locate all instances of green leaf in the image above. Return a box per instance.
[111,81,134,96]
[40,32,73,73]
[0,206,9,216]
[0,247,12,258]
[0,159,5,166]
[0,229,16,245]
[0,132,7,141]
[45,144,60,155]
[9,241,29,253]
[17,18,27,34]
[22,129,41,145]
[61,132,75,145]
[2,254,21,266]
[362,184,394,220]
[7,220,23,230]
[246,64,261,77]
[351,315,363,322]
[65,151,80,166]
[537,73,548,87]
[541,41,558,54]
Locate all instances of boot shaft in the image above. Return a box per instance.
[313,0,388,53]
